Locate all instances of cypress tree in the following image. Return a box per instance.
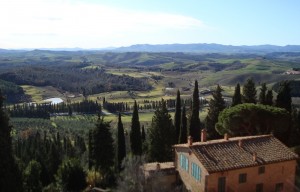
[205,85,226,139]
[116,113,126,171]
[56,159,87,192]
[242,78,257,103]
[93,116,114,176]
[289,109,300,147]
[130,101,142,155]
[189,80,201,141]
[258,83,267,105]
[179,106,187,144]
[141,125,146,142]
[149,99,175,162]
[47,142,61,182]
[265,89,273,106]
[232,83,242,106]
[276,81,292,112]
[174,90,181,143]
[0,89,23,192]
[88,130,94,169]
[24,160,42,192]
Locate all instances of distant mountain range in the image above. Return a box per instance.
[113,44,300,53]
[1,43,300,53]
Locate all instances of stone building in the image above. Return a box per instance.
[173,131,299,192]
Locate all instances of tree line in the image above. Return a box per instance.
[102,97,206,113]
[7,99,102,118]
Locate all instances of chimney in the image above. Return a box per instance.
[188,136,193,146]
[224,133,229,140]
[201,129,207,142]
[253,152,257,162]
[238,140,242,147]
[156,163,161,170]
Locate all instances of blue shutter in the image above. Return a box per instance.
[180,154,189,172]
[185,156,189,171]
[191,162,201,181]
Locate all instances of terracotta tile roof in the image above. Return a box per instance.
[174,135,298,173]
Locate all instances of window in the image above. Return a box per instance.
[239,173,247,183]
[256,183,263,192]
[275,183,283,192]
[218,177,226,192]
[258,166,265,174]
[180,154,189,172]
[191,162,201,181]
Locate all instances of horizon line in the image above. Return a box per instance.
[1,43,300,51]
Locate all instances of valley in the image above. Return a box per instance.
[1,50,299,131]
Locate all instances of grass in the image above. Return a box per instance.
[21,85,65,103]
[21,85,44,102]
[107,71,146,78]
[106,68,159,78]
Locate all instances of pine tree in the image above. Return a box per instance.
[130,101,142,155]
[93,116,114,176]
[265,89,273,106]
[276,81,292,112]
[174,90,181,143]
[0,89,23,192]
[149,99,175,162]
[179,106,187,144]
[116,113,126,171]
[232,83,242,106]
[205,85,226,139]
[258,83,267,105]
[189,80,201,141]
[242,78,257,103]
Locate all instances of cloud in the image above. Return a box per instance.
[0,0,208,48]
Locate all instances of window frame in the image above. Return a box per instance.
[239,173,247,184]
[275,183,283,192]
[258,166,265,174]
[218,177,226,192]
[256,183,263,192]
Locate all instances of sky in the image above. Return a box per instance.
[0,0,299,49]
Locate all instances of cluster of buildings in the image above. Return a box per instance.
[143,130,299,192]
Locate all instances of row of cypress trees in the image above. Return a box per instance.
[232,79,292,112]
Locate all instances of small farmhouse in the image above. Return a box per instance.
[173,131,299,192]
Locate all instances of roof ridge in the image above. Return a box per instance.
[188,134,273,147]
[173,134,275,147]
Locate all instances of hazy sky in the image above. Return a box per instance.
[0,0,299,48]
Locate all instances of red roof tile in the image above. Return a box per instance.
[174,135,298,173]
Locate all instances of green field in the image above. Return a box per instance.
[21,85,65,103]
